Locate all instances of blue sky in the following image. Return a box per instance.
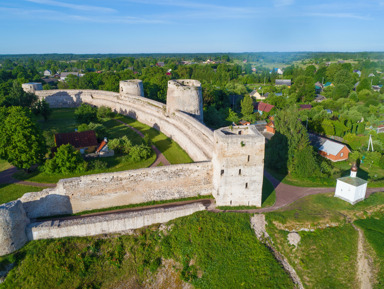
[0,0,383,54]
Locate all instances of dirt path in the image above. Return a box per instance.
[0,166,56,188]
[115,119,171,167]
[353,224,373,289]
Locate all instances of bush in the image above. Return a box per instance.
[44,144,87,174]
[89,159,108,170]
[97,106,114,119]
[129,144,152,162]
[75,104,98,124]
[107,136,132,154]
[78,122,107,141]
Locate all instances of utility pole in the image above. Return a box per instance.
[367,134,374,152]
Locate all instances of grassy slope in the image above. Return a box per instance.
[265,192,384,289]
[0,159,11,173]
[0,212,293,289]
[115,115,193,164]
[355,217,384,288]
[0,184,44,204]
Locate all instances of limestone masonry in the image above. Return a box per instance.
[0,79,265,256]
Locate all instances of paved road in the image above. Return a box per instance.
[115,119,171,167]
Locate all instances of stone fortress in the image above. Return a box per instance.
[0,79,265,256]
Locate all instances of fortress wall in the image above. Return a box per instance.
[20,162,213,219]
[27,203,206,240]
[35,90,214,161]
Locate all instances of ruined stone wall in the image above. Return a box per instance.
[27,203,206,240]
[20,162,213,219]
[35,89,213,161]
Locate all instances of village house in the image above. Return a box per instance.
[265,117,275,134]
[275,79,291,86]
[299,104,312,110]
[250,90,267,100]
[44,70,52,77]
[314,94,326,103]
[54,130,99,154]
[60,72,79,81]
[254,102,275,115]
[309,134,350,162]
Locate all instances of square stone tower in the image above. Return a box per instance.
[212,125,265,207]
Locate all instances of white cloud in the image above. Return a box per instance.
[25,0,116,13]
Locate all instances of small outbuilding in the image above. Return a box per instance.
[334,164,367,204]
[54,130,99,154]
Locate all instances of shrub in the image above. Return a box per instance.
[129,144,152,162]
[107,136,132,154]
[44,144,87,174]
[90,159,108,170]
[75,104,98,124]
[97,106,114,119]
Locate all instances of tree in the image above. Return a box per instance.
[74,103,98,124]
[97,106,114,119]
[274,106,320,176]
[332,84,349,100]
[3,81,37,108]
[321,119,335,136]
[33,99,52,121]
[44,144,87,174]
[0,106,46,170]
[290,76,315,102]
[226,108,239,124]
[356,78,371,92]
[240,96,254,120]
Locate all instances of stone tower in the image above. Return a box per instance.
[166,79,203,122]
[119,79,144,97]
[212,125,265,207]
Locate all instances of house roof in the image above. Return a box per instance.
[309,134,350,156]
[324,82,333,87]
[61,72,78,77]
[96,139,107,153]
[55,130,98,149]
[250,90,260,97]
[275,79,291,86]
[314,95,326,102]
[300,104,312,110]
[239,120,251,125]
[338,176,367,187]
[254,102,274,112]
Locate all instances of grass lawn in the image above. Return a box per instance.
[115,115,193,164]
[217,176,276,210]
[0,212,293,289]
[0,184,44,204]
[0,159,11,173]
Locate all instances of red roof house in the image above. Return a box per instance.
[254,102,275,114]
[54,130,99,154]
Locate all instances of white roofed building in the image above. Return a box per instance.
[335,164,367,204]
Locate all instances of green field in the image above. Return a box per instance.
[0,212,293,289]
[0,184,44,205]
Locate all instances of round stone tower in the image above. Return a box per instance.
[119,79,144,98]
[0,200,30,256]
[166,79,203,123]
